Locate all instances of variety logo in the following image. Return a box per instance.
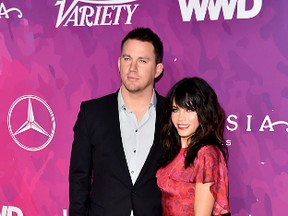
[0,2,22,19]
[178,0,262,22]
[1,206,23,216]
[55,0,139,27]
[7,95,56,152]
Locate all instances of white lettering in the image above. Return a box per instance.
[226,114,238,131]
[208,0,237,20]
[64,6,79,26]
[94,6,102,25]
[101,6,113,25]
[237,0,262,19]
[79,6,95,26]
[1,206,23,216]
[225,114,288,133]
[259,115,274,131]
[63,209,68,216]
[259,115,288,132]
[178,0,262,22]
[225,139,232,146]
[246,114,252,131]
[178,0,208,21]
[55,0,139,27]
[55,0,78,27]
[125,4,138,24]
[0,2,22,19]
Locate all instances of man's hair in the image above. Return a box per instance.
[121,27,163,64]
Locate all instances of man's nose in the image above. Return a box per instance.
[129,60,137,71]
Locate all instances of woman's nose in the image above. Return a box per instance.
[178,110,186,121]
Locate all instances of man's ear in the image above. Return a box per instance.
[155,63,164,78]
[118,57,121,71]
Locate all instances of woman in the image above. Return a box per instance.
[156,77,231,216]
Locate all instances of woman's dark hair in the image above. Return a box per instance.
[121,27,163,64]
[160,77,228,168]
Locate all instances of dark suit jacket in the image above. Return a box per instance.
[69,91,164,216]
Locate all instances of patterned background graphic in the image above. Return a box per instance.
[0,0,287,215]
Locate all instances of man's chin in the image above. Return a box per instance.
[122,84,140,92]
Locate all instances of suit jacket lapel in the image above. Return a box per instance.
[134,93,164,184]
[109,91,133,186]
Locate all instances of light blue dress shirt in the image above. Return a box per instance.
[118,89,157,216]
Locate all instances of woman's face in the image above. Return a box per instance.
[171,100,199,148]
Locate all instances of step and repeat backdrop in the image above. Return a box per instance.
[0,0,287,215]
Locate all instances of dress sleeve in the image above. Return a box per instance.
[190,145,230,215]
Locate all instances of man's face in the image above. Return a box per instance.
[118,39,163,94]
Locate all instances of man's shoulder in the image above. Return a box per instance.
[80,91,118,111]
[87,92,117,102]
[155,91,165,106]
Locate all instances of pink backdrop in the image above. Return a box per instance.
[1,0,288,215]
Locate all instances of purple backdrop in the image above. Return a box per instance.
[0,0,288,215]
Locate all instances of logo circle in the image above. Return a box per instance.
[7,95,56,151]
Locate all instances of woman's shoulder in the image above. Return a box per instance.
[198,145,222,157]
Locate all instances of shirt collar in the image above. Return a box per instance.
[117,88,157,111]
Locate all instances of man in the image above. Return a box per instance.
[69,27,164,216]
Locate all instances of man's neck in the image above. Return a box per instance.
[121,87,154,122]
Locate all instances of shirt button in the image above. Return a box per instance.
[131,170,134,174]
[135,130,138,132]
[133,150,136,153]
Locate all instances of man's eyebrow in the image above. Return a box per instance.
[121,55,151,60]
[121,54,131,57]
[138,56,150,60]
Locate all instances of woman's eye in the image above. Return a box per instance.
[172,108,178,113]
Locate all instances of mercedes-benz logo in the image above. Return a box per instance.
[7,95,56,151]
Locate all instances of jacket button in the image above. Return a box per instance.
[131,189,136,193]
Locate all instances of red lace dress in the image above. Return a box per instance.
[156,145,230,216]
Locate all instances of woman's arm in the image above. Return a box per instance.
[194,182,215,216]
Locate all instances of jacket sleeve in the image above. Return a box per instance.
[69,102,92,216]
